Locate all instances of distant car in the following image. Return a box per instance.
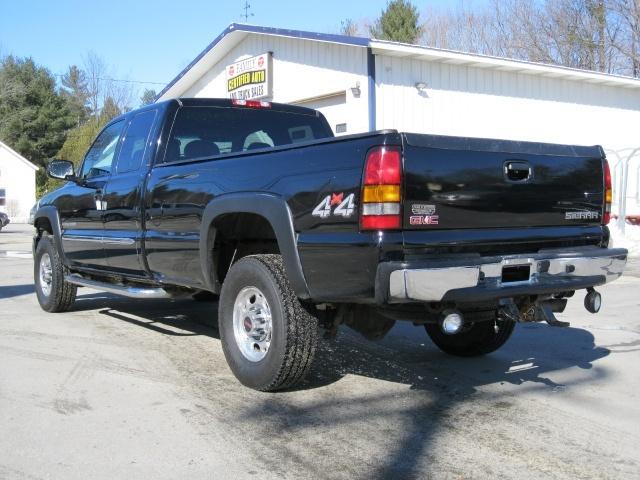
[0,212,9,231]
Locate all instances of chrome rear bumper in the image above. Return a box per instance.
[385,247,627,303]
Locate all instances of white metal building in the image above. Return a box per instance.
[157,24,640,223]
[0,140,38,223]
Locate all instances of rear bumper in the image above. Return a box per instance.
[379,247,627,303]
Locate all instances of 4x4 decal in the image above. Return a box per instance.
[312,192,356,218]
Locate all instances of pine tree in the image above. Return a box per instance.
[370,0,422,44]
[60,65,90,126]
[0,56,75,171]
[140,88,157,106]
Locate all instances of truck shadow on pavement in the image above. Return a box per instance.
[72,292,612,479]
[0,283,35,299]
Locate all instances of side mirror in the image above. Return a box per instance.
[47,160,77,181]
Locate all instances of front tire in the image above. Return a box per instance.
[218,254,318,391]
[34,233,77,312]
[425,316,515,357]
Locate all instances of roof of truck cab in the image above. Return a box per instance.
[169,98,323,117]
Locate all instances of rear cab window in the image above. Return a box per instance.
[162,105,333,163]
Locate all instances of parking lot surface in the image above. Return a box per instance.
[1,223,639,479]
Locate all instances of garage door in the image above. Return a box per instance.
[293,92,348,136]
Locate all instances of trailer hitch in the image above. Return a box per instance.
[535,302,570,327]
[498,298,569,327]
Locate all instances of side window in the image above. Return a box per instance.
[81,120,125,179]
[116,110,157,174]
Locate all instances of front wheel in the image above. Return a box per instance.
[218,254,318,391]
[34,233,77,312]
[425,316,515,357]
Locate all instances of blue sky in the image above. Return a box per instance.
[0,0,471,102]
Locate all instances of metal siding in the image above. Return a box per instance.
[376,54,640,151]
[182,35,370,134]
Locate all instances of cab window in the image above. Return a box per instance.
[81,120,125,178]
[163,106,332,163]
[116,110,157,173]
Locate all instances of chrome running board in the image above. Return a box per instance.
[65,274,171,299]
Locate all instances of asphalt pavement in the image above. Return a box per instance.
[1,223,639,479]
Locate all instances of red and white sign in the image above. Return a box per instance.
[226,52,272,101]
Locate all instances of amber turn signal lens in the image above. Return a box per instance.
[362,185,401,203]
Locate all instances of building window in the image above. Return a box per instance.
[0,188,5,207]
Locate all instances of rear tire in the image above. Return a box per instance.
[34,233,77,312]
[425,316,515,357]
[218,254,318,391]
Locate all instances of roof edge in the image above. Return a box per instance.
[156,23,369,100]
[157,23,640,101]
[0,140,39,171]
[371,39,640,88]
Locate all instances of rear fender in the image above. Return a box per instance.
[199,193,310,299]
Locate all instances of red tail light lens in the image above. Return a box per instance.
[361,215,401,230]
[363,147,402,185]
[361,146,402,231]
[603,159,612,225]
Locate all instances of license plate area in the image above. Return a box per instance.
[501,264,531,283]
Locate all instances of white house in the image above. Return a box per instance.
[157,24,640,224]
[0,140,38,223]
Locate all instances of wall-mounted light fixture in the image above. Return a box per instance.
[351,81,361,97]
[414,81,428,96]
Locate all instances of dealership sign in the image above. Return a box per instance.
[226,52,272,100]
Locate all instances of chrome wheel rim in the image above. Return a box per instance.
[232,286,272,362]
[39,253,53,297]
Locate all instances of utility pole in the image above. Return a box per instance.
[241,1,254,22]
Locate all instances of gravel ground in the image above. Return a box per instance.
[1,223,639,479]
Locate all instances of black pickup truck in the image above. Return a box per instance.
[33,98,627,391]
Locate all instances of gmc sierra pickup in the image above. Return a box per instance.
[32,98,627,391]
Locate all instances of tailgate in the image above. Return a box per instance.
[402,134,605,230]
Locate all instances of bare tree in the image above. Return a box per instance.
[340,19,359,37]
[83,51,133,118]
[420,0,636,77]
[609,0,640,76]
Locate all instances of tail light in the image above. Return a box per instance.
[361,146,402,230]
[603,159,612,225]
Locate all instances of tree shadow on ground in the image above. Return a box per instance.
[239,321,610,478]
[70,291,612,479]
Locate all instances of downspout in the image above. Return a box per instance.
[367,47,376,132]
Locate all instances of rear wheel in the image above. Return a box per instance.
[425,316,515,357]
[218,254,318,391]
[34,233,77,312]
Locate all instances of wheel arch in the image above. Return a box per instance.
[199,193,310,299]
[32,206,67,264]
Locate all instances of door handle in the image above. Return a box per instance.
[504,161,533,183]
[93,189,105,211]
